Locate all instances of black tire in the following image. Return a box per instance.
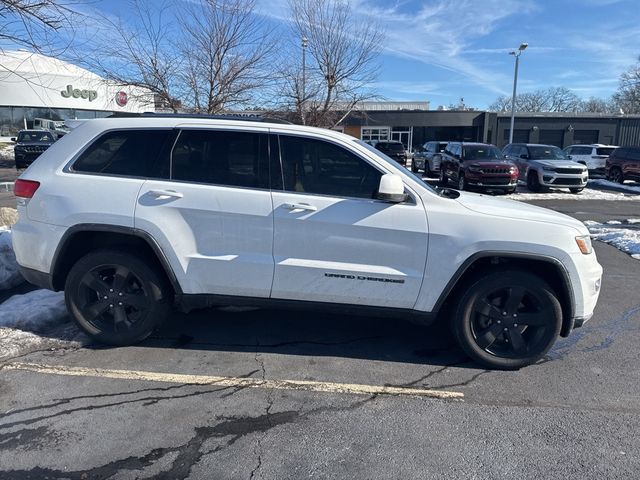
[424,162,432,178]
[411,160,418,173]
[458,172,466,191]
[608,167,624,184]
[65,249,172,345]
[526,171,542,192]
[569,188,583,194]
[505,187,517,194]
[439,167,448,187]
[451,270,562,370]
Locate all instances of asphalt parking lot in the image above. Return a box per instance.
[1,195,639,479]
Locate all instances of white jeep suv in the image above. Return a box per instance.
[12,116,603,369]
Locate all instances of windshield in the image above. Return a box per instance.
[354,139,436,192]
[18,131,54,142]
[381,142,405,152]
[463,146,502,160]
[528,146,568,161]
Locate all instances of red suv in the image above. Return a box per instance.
[440,142,519,193]
[606,146,640,184]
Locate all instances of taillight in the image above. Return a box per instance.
[14,179,40,198]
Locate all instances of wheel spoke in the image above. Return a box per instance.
[113,306,129,331]
[476,299,503,320]
[123,293,149,311]
[516,311,548,326]
[504,287,525,315]
[475,323,504,350]
[507,328,527,354]
[112,266,131,292]
[83,300,110,321]
[81,271,110,296]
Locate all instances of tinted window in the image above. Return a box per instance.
[72,129,171,177]
[171,130,269,189]
[280,135,382,199]
[596,147,616,156]
[437,143,447,152]
[18,131,54,142]
[629,148,640,161]
[572,146,592,155]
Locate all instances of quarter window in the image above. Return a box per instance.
[279,135,382,199]
[72,129,171,177]
[171,130,269,189]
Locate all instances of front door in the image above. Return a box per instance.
[135,126,275,297]
[270,134,429,309]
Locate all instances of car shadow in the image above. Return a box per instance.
[127,306,477,369]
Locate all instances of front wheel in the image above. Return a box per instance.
[526,171,542,192]
[65,250,172,345]
[569,187,584,194]
[439,167,449,187]
[451,270,562,369]
[608,168,624,184]
[458,172,466,191]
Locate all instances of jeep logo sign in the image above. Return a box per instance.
[61,85,98,102]
[115,91,128,107]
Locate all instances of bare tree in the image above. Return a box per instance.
[612,57,640,114]
[73,0,183,112]
[579,96,613,113]
[178,0,274,114]
[489,87,582,113]
[545,86,581,112]
[0,0,78,54]
[280,0,384,127]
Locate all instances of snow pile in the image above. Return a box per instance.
[512,187,640,201]
[0,228,24,289]
[585,220,640,260]
[589,179,640,194]
[0,289,67,330]
[0,143,13,162]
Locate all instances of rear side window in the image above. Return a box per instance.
[171,130,269,189]
[596,147,616,156]
[72,130,171,177]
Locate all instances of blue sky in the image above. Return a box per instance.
[8,0,640,110]
[252,0,640,109]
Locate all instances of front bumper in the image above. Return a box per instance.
[540,171,588,188]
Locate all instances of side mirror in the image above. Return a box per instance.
[520,154,529,159]
[376,174,408,203]
[10,137,16,142]
[567,155,572,160]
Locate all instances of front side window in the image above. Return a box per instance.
[72,129,171,177]
[279,135,382,199]
[171,129,269,189]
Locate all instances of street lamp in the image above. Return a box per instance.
[508,42,528,144]
[301,36,308,124]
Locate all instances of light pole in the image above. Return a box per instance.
[508,42,528,144]
[301,36,308,124]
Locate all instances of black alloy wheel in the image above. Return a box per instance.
[65,250,171,345]
[452,270,562,369]
[526,171,542,192]
[608,168,624,184]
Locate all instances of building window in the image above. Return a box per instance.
[361,127,390,144]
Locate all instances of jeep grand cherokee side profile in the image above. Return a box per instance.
[12,116,603,369]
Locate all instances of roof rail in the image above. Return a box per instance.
[107,112,293,124]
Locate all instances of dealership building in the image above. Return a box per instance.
[0,50,154,138]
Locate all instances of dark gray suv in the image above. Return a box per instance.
[412,141,448,176]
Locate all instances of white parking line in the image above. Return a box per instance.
[4,362,464,400]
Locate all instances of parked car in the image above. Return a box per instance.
[13,115,602,369]
[11,129,57,169]
[439,142,518,193]
[374,140,407,166]
[412,141,448,176]
[503,143,588,193]
[563,144,617,175]
[605,146,640,184]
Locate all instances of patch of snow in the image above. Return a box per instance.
[586,221,640,260]
[606,220,622,225]
[511,187,640,201]
[589,179,640,194]
[0,228,24,289]
[0,289,67,330]
[628,219,640,224]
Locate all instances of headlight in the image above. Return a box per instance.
[575,235,593,255]
[509,166,518,174]
[467,166,481,173]
[542,165,556,171]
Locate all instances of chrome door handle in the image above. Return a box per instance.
[148,189,183,199]
[284,202,317,212]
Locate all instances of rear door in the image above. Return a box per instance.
[270,133,428,308]
[134,126,275,297]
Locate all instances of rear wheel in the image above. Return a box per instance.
[608,167,624,184]
[451,270,562,370]
[526,171,542,192]
[65,250,172,345]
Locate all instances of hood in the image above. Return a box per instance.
[454,190,587,233]
[531,159,585,169]
[466,160,514,167]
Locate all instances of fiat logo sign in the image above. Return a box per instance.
[115,91,128,107]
